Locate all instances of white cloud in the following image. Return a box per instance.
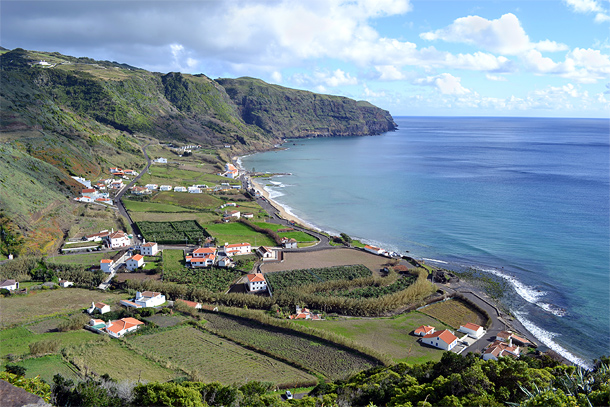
[375,65,407,80]
[363,84,387,98]
[271,71,283,83]
[486,74,508,81]
[564,0,610,22]
[415,73,470,95]
[290,69,358,89]
[420,13,568,55]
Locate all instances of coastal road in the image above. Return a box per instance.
[114,143,152,245]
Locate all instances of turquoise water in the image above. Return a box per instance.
[241,117,609,366]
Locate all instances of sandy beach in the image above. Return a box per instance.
[249,177,315,228]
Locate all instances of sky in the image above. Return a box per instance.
[2,0,609,118]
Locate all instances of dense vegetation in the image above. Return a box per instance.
[265,265,372,292]
[0,256,105,288]
[136,220,211,244]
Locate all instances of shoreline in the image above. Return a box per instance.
[237,156,583,367]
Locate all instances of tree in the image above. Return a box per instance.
[4,363,26,376]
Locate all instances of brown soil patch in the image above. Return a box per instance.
[113,272,162,283]
[260,248,392,276]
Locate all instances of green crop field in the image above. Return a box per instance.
[48,251,120,265]
[123,199,195,213]
[11,354,81,383]
[0,289,129,327]
[128,326,316,387]
[136,220,210,244]
[203,222,276,246]
[293,312,454,365]
[202,313,379,380]
[265,265,372,293]
[251,222,317,242]
[0,326,104,357]
[64,340,179,382]
[152,192,223,210]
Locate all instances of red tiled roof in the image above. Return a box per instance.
[130,254,144,261]
[141,291,160,298]
[82,188,96,193]
[94,302,108,309]
[423,329,458,345]
[226,243,250,248]
[365,245,381,251]
[142,242,156,247]
[462,322,482,331]
[100,259,113,264]
[414,325,435,335]
[177,299,200,308]
[105,317,143,334]
[247,273,265,282]
[193,247,215,254]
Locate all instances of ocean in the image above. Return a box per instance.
[240,117,610,367]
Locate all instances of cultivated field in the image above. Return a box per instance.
[251,222,317,242]
[48,251,120,265]
[203,222,276,246]
[65,340,179,382]
[260,248,394,275]
[0,326,104,357]
[128,326,316,386]
[419,298,487,329]
[0,288,129,327]
[123,199,195,213]
[293,312,454,365]
[202,312,380,380]
[114,272,162,283]
[16,354,81,383]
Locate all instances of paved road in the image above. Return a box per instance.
[114,143,152,245]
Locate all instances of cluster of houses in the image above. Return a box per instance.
[289,306,322,320]
[84,229,132,250]
[89,317,144,338]
[100,241,159,273]
[185,243,252,268]
[414,322,486,351]
[131,183,240,196]
[482,330,533,361]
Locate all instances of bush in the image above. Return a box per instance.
[57,314,90,332]
[29,339,60,356]
[5,363,26,376]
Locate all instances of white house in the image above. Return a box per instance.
[186,247,216,268]
[87,301,111,314]
[413,325,435,337]
[81,188,99,198]
[364,245,384,255]
[104,317,144,338]
[159,185,172,191]
[174,186,187,192]
[106,230,131,249]
[188,186,202,194]
[223,210,240,219]
[257,246,277,261]
[483,340,520,361]
[222,243,251,256]
[154,157,167,164]
[139,241,159,256]
[109,180,124,189]
[126,254,145,271]
[131,186,151,195]
[246,273,267,292]
[0,279,19,291]
[420,329,459,351]
[242,213,254,219]
[281,237,298,249]
[121,291,166,308]
[100,259,115,273]
[495,331,533,346]
[222,163,239,178]
[217,256,235,268]
[145,184,158,190]
[458,322,485,339]
[58,280,74,288]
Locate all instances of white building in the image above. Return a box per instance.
[420,329,459,351]
[246,273,267,292]
[100,259,115,273]
[364,245,384,255]
[188,186,202,194]
[104,317,144,338]
[257,246,277,261]
[106,230,131,249]
[138,241,159,256]
[145,184,158,190]
[174,186,187,192]
[87,301,111,314]
[58,280,74,288]
[186,247,216,267]
[126,254,145,271]
[413,325,435,337]
[281,237,298,249]
[0,279,19,291]
[159,185,172,191]
[458,322,485,339]
[483,340,520,361]
[154,157,167,164]
[121,291,166,308]
[222,242,252,256]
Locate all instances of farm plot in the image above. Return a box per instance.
[202,313,380,380]
[49,251,120,265]
[0,288,129,327]
[293,312,454,365]
[136,220,210,244]
[162,249,241,292]
[202,222,276,246]
[123,199,195,213]
[420,298,487,329]
[153,192,223,211]
[315,275,417,300]
[128,326,316,387]
[27,317,68,334]
[64,340,179,382]
[5,354,80,383]
[265,265,372,293]
[143,314,186,328]
[251,222,317,242]
[0,326,104,358]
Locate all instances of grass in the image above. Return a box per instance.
[293,312,454,365]
[128,325,316,386]
[0,326,104,357]
[152,192,223,210]
[419,298,487,329]
[26,317,68,334]
[130,211,219,224]
[7,354,80,383]
[123,199,195,213]
[143,314,186,328]
[0,288,129,327]
[251,222,317,242]
[47,251,120,265]
[203,222,276,246]
[65,340,179,382]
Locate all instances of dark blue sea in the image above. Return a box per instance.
[241,117,610,366]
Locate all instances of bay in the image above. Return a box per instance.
[241,116,610,366]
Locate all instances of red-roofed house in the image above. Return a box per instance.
[87,301,110,314]
[176,299,202,309]
[126,254,144,271]
[256,246,277,261]
[413,325,435,337]
[139,241,159,256]
[483,340,520,361]
[104,317,144,338]
[246,273,267,292]
[458,322,485,339]
[364,245,384,255]
[222,243,251,256]
[192,247,216,257]
[105,230,131,248]
[421,329,459,351]
[496,331,533,347]
[100,259,115,273]
[281,237,298,249]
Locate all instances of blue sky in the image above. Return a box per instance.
[2,0,609,117]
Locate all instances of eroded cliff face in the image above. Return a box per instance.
[216,77,397,139]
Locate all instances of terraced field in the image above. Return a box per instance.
[202,313,380,380]
[128,326,316,387]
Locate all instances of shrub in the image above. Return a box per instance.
[5,363,26,376]
[57,313,90,332]
[29,339,60,356]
